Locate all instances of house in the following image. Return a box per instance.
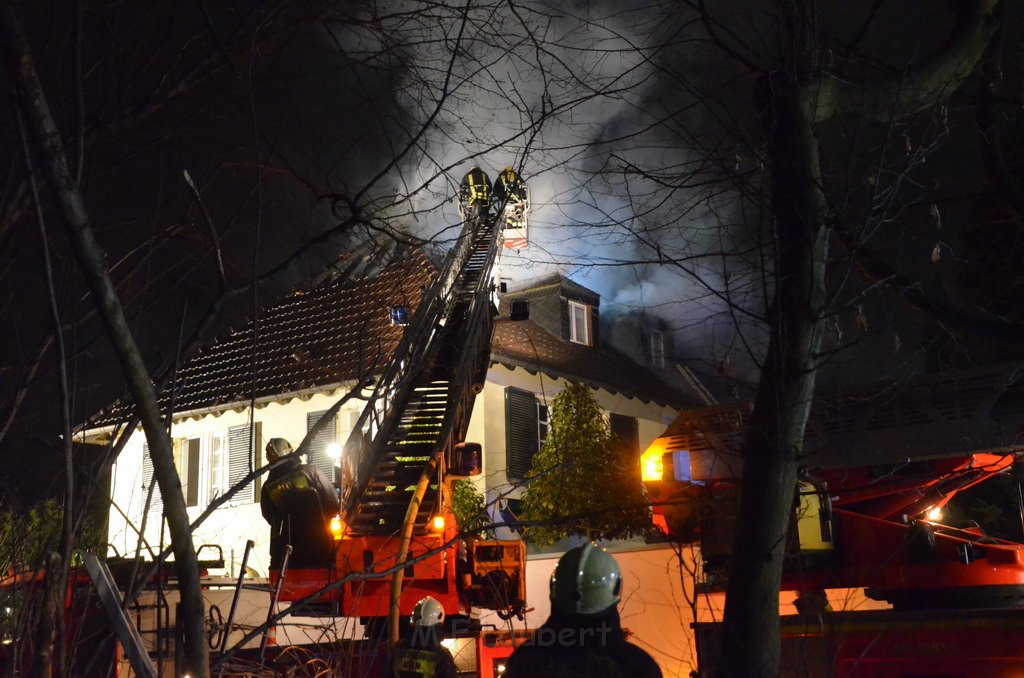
[78,248,704,670]
[83,254,688,569]
[473,275,691,537]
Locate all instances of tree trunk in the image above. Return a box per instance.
[1,5,210,676]
[720,76,829,677]
[31,552,62,678]
[718,3,999,675]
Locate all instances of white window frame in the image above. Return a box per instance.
[537,401,549,449]
[650,329,666,369]
[172,437,194,507]
[207,431,229,502]
[173,431,230,509]
[568,300,590,345]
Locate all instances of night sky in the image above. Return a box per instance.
[3,1,1024,504]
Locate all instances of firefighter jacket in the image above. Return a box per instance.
[493,168,524,204]
[460,168,491,206]
[503,607,662,678]
[392,628,457,678]
[260,458,340,569]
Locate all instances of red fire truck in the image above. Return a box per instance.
[642,367,1024,677]
[262,166,529,673]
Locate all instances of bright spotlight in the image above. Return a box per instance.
[330,514,345,540]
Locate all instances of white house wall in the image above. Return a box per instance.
[472,544,701,676]
[476,543,891,678]
[103,362,678,588]
[105,388,361,577]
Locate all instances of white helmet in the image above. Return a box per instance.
[265,437,293,463]
[550,543,622,616]
[410,596,445,627]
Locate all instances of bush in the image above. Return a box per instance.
[451,480,491,538]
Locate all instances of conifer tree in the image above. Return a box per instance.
[520,383,650,545]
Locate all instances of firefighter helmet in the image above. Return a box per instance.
[550,542,622,616]
[265,437,293,463]
[410,596,445,627]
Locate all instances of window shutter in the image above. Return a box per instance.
[185,438,201,507]
[306,410,337,480]
[228,422,261,504]
[254,422,262,500]
[505,387,539,480]
[140,443,163,516]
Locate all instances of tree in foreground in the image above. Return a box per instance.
[520,384,650,546]
[710,4,1003,675]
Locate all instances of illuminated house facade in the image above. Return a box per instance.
[83,249,688,567]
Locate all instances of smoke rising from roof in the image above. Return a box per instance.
[328,2,761,374]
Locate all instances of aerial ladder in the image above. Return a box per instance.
[270,167,528,630]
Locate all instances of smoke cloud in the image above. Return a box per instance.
[327,1,763,372]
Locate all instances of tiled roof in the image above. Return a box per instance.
[491,319,688,409]
[87,254,687,426]
[89,250,436,425]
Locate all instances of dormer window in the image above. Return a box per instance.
[650,329,666,368]
[568,300,591,346]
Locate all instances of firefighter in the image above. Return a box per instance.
[492,166,526,206]
[459,166,491,210]
[492,166,529,229]
[504,543,662,678]
[392,596,457,678]
[260,437,340,569]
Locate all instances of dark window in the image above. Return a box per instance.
[169,437,200,508]
[506,387,541,479]
[475,545,504,561]
[649,329,666,369]
[610,413,639,457]
[510,299,530,320]
[306,410,337,481]
[228,422,262,504]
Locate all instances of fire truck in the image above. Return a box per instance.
[259,165,530,674]
[641,367,1024,677]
